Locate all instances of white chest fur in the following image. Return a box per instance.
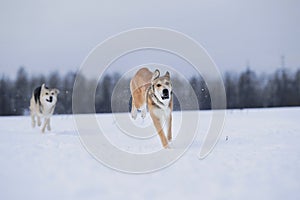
[39,103,55,117]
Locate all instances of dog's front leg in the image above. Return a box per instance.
[167,114,172,142]
[47,118,51,131]
[37,116,42,126]
[150,113,168,148]
[41,118,50,133]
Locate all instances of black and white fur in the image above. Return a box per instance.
[29,83,59,133]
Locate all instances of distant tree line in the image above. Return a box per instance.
[0,67,299,116]
[224,68,300,108]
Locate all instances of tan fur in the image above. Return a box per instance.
[130,68,152,113]
[130,68,173,148]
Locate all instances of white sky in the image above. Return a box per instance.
[0,0,299,78]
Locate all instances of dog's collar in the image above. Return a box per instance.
[151,84,155,93]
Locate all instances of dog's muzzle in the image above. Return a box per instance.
[162,89,169,100]
[46,96,53,103]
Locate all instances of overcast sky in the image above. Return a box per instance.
[0,0,299,78]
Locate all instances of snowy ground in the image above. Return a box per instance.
[0,107,300,200]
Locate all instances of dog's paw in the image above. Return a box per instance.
[141,110,147,119]
[163,142,172,149]
[31,121,36,128]
[168,142,175,149]
[131,111,137,120]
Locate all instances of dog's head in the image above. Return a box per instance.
[151,69,172,102]
[40,84,59,105]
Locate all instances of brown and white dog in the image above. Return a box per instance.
[29,84,59,133]
[130,68,173,148]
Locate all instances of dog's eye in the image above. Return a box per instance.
[165,82,169,85]
[156,84,161,87]
[51,92,54,95]
[45,92,49,95]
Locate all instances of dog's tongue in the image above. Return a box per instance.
[162,95,169,100]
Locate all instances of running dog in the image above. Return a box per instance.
[130,68,173,148]
[29,84,59,133]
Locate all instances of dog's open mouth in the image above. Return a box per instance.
[161,95,169,100]
[46,96,53,103]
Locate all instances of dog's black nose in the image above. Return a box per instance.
[49,96,53,102]
[163,89,168,95]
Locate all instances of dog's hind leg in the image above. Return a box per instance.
[141,103,147,119]
[31,112,36,128]
[131,99,138,120]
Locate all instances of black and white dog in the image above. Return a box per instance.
[29,84,59,133]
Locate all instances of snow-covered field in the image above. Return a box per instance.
[0,107,300,200]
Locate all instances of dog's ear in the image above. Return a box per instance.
[54,89,60,94]
[165,71,170,79]
[152,69,160,82]
[41,83,45,89]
